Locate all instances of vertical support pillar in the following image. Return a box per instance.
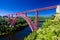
[56,5,60,14]
[35,10,38,28]
[23,12,27,17]
[8,14,10,18]
[8,14,10,20]
[16,13,19,18]
[25,12,27,17]
[12,14,13,18]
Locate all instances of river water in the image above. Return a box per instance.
[0,22,44,40]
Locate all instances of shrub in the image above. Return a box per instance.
[0,17,28,35]
[24,14,60,40]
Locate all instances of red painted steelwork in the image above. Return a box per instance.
[24,5,57,12]
[6,5,57,31]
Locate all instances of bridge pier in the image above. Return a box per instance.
[25,12,27,17]
[56,5,60,14]
[12,14,13,18]
[35,10,38,28]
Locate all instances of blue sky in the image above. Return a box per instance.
[0,0,59,16]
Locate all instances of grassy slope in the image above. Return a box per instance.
[24,14,60,40]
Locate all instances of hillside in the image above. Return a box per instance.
[24,13,60,40]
